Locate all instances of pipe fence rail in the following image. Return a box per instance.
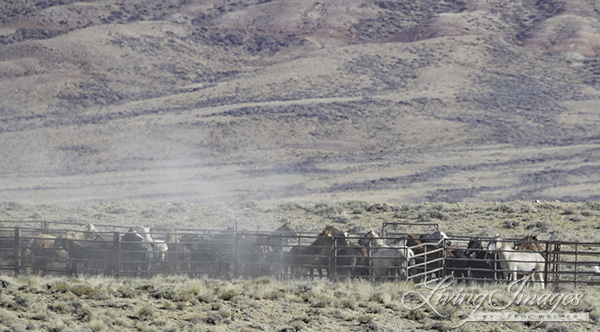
[1,221,600,286]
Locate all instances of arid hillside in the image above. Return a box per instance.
[0,0,599,205]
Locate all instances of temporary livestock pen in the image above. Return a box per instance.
[1,221,600,287]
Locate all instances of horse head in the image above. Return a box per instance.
[358,229,385,247]
[465,238,483,257]
[122,228,144,242]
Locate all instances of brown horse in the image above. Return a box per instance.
[55,223,100,276]
[26,234,66,274]
[167,228,191,274]
[289,226,334,279]
[514,234,544,253]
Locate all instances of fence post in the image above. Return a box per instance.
[330,237,336,282]
[442,240,447,279]
[493,252,498,281]
[424,244,428,282]
[553,244,561,283]
[574,243,578,286]
[113,232,120,277]
[65,238,71,276]
[233,232,239,278]
[367,239,373,282]
[404,244,409,281]
[543,241,550,287]
[14,227,21,275]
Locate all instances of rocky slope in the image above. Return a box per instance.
[0,0,598,204]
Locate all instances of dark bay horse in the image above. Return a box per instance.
[463,238,496,282]
[120,228,153,277]
[289,226,334,279]
[26,234,66,274]
[405,230,451,282]
[324,226,368,280]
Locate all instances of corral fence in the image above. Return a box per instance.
[1,221,600,286]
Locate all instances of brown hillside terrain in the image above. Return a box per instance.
[0,0,599,204]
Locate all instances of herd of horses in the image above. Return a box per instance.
[11,222,548,287]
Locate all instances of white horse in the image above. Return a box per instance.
[487,237,545,288]
[358,230,414,281]
[140,226,169,268]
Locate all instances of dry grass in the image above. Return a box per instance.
[0,273,596,332]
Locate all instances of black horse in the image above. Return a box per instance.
[325,226,368,280]
[120,228,153,277]
[463,238,496,283]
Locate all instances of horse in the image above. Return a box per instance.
[405,230,451,282]
[358,229,414,281]
[56,223,100,276]
[206,226,236,278]
[267,221,299,252]
[255,221,300,278]
[444,245,470,282]
[167,229,196,274]
[463,238,496,282]
[322,226,368,280]
[514,234,544,253]
[26,234,66,275]
[487,236,545,288]
[173,225,237,278]
[289,227,334,279]
[120,228,153,277]
[140,226,169,272]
